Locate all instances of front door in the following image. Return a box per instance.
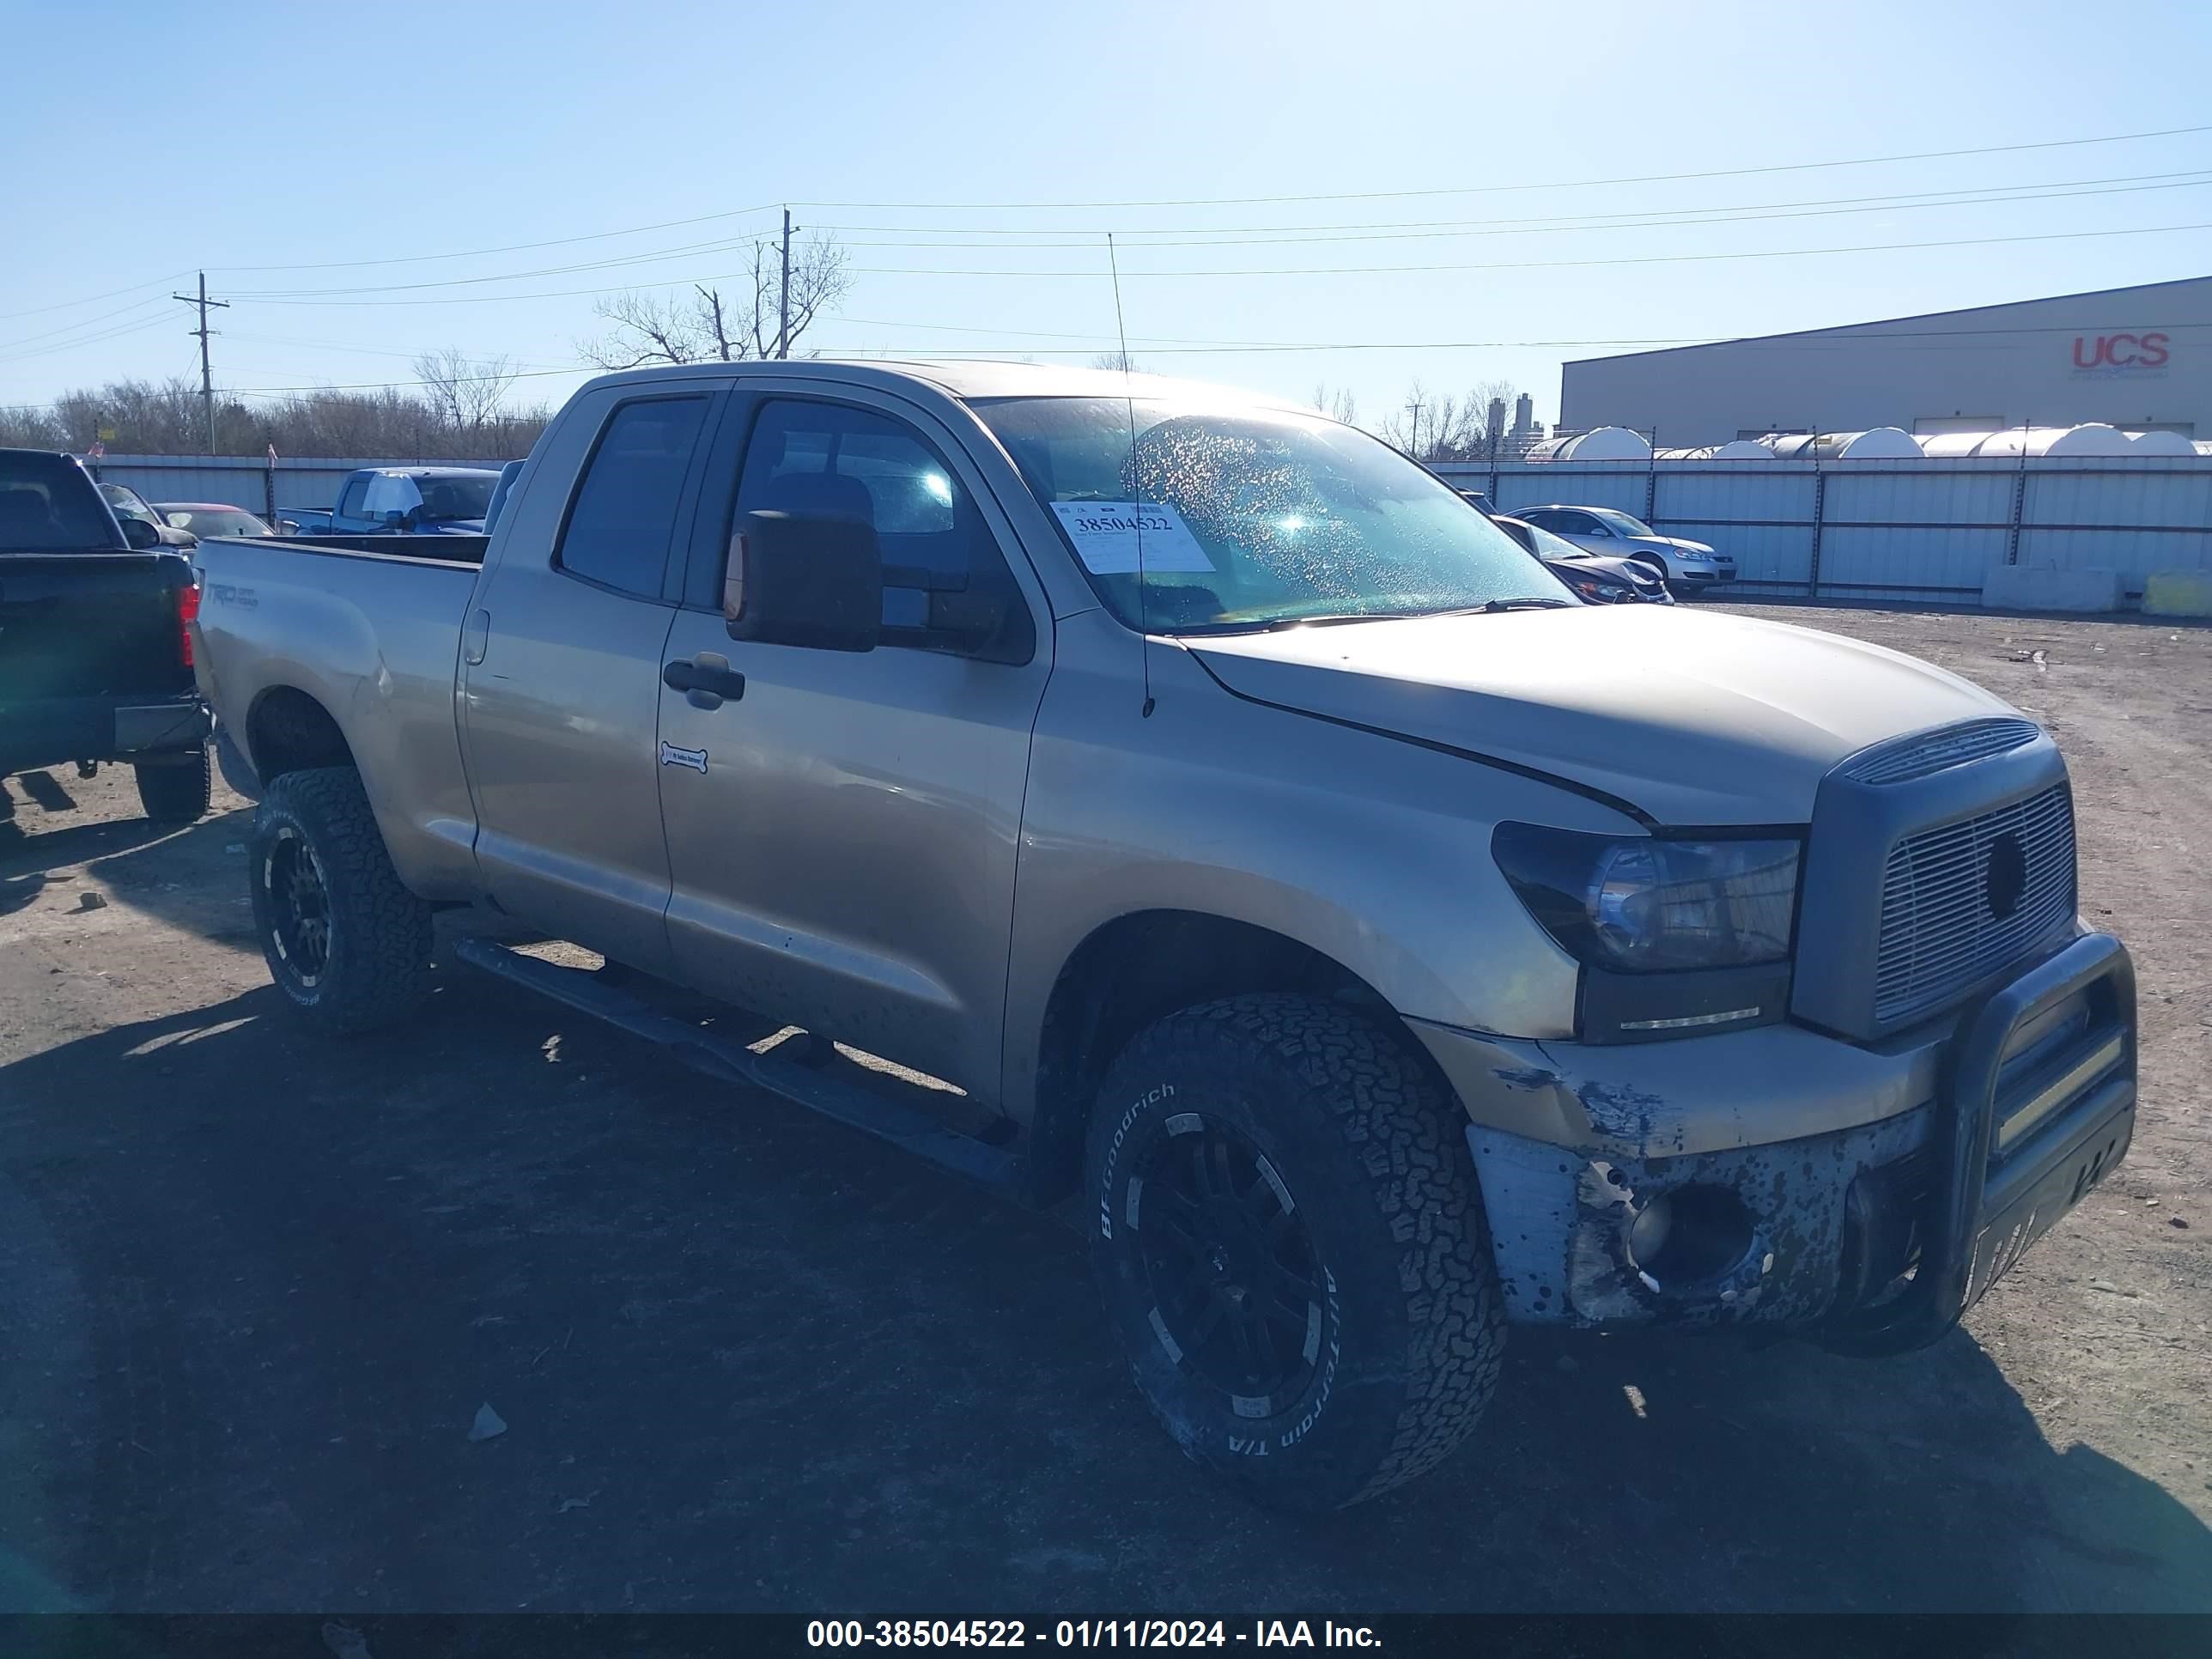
[459,386,719,974]
[654,391,1051,1101]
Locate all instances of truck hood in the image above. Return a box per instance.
[1187,605,2014,824]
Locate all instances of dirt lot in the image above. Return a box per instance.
[1,602,2207,1614]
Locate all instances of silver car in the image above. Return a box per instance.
[1516,504,1736,594]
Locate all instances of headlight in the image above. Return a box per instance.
[1493,825,1802,1042]
[1493,824,1798,971]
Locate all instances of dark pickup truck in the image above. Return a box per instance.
[1,449,211,822]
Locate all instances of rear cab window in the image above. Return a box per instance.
[0,453,122,551]
[556,395,714,599]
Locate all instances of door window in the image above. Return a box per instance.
[336,475,370,522]
[557,395,712,599]
[723,398,1031,659]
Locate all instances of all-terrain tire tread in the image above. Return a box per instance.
[1110,993,1506,1504]
[256,767,432,1035]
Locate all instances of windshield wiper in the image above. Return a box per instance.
[1257,611,1407,631]
[1479,597,1574,612]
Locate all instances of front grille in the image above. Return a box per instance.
[1874,784,2076,1026]
[1841,718,2040,786]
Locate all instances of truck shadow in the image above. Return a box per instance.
[1,972,2206,1613]
[0,798,190,921]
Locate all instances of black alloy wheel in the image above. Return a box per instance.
[1131,1115,1325,1413]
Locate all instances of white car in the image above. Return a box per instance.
[1515,505,1735,595]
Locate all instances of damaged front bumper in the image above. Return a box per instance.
[1407,933,2136,1344]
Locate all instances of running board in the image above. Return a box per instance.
[452,937,1023,1194]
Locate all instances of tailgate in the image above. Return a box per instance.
[0,552,194,702]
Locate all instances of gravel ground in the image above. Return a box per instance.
[0,602,2206,1614]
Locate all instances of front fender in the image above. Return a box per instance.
[1000,635,1638,1121]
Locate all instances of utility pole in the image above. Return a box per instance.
[172,272,229,453]
[1407,398,1425,460]
[776,208,793,359]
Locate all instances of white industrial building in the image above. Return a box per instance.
[1558,276,2212,449]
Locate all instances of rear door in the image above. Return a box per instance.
[458,384,720,974]
[1528,508,1609,555]
[653,389,1050,1098]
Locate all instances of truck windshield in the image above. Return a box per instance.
[413,476,496,521]
[973,397,1570,633]
[2,453,120,551]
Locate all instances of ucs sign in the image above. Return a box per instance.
[2072,332,2171,369]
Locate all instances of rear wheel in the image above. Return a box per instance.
[134,744,210,823]
[249,767,432,1034]
[1086,994,1505,1510]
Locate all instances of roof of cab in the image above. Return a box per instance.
[574,358,1304,411]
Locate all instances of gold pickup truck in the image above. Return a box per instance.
[190,362,2137,1510]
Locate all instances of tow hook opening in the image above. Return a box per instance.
[1627,1185,1758,1293]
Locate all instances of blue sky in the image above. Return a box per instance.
[6,0,2211,430]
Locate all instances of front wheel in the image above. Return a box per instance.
[249,767,433,1035]
[1085,994,1505,1510]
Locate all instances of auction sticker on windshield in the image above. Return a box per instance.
[1048,501,1214,574]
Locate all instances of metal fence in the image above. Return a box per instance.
[88,451,2212,609]
[88,453,507,526]
[1432,455,2212,605]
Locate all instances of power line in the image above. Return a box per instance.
[0,273,191,324]
[789,123,2212,210]
[840,221,2212,280]
[820,173,2212,250]
[800,167,2212,238]
[210,170,2212,301]
[0,294,174,355]
[0,311,178,365]
[209,219,2212,311]
[204,204,785,276]
[13,120,2208,329]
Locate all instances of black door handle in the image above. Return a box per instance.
[662,659,746,701]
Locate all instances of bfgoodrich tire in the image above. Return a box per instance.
[134,744,211,823]
[1086,994,1505,1510]
[249,767,433,1035]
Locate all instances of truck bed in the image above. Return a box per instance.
[190,532,486,901]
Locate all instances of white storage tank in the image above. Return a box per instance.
[2127,428,2199,456]
[1527,426,1652,462]
[1708,439,1775,459]
[1918,431,1995,457]
[1827,427,1923,459]
[1978,423,2136,457]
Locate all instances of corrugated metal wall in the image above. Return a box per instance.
[89,454,505,522]
[90,451,2210,608]
[1435,455,2212,604]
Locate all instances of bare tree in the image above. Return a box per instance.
[1374,379,1530,460]
[16,374,553,459]
[414,347,520,434]
[1091,350,1143,372]
[580,232,853,369]
[1310,384,1359,424]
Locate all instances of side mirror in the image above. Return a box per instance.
[119,516,160,550]
[382,509,407,530]
[724,509,881,653]
[276,520,299,534]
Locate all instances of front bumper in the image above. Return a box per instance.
[0,694,209,776]
[1408,933,2135,1339]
